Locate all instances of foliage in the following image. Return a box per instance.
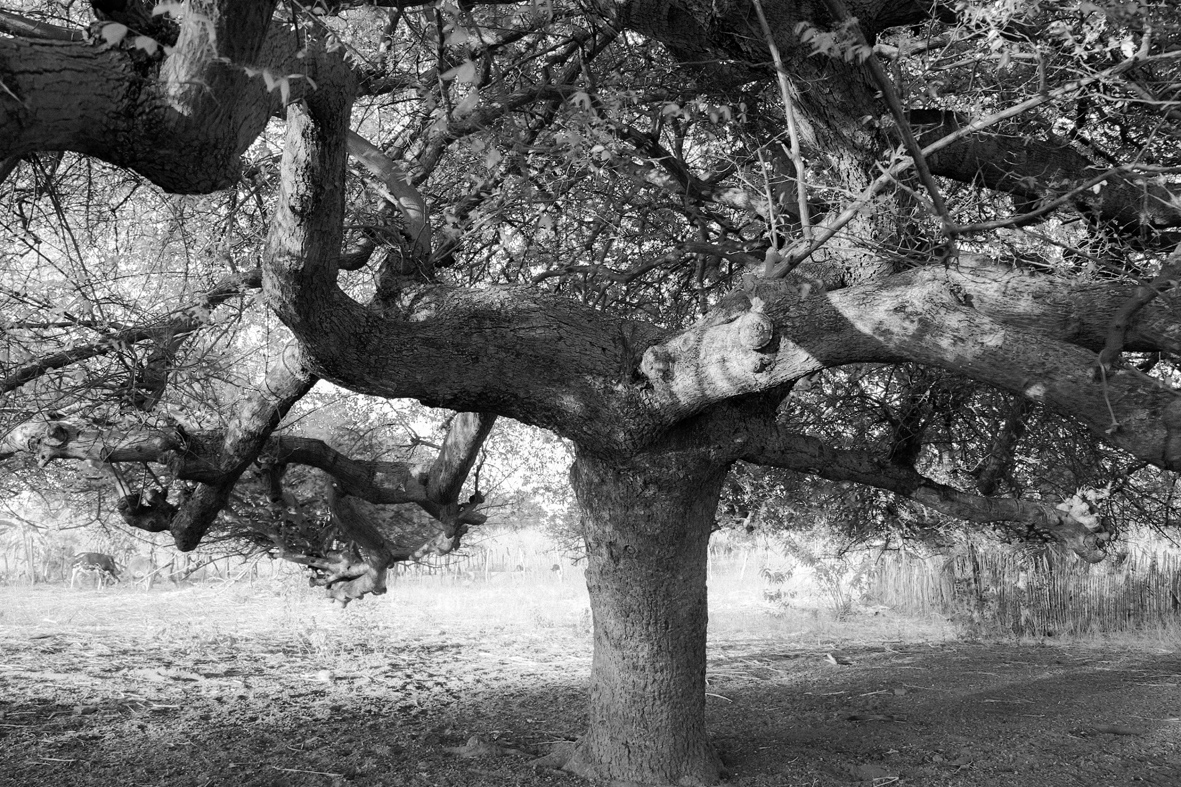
[758,527,876,620]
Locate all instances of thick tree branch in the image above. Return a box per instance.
[0,1,289,193]
[637,262,1181,469]
[0,416,488,526]
[939,255,1181,355]
[0,401,493,604]
[1,346,320,543]
[920,115,1181,234]
[294,411,495,603]
[262,43,370,355]
[740,421,1112,561]
[0,9,84,40]
[1097,253,1181,373]
[265,242,1181,463]
[257,40,666,451]
[166,344,318,549]
[426,412,496,505]
[346,131,432,263]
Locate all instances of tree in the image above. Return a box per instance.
[3,1,1181,783]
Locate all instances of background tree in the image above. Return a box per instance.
[3,1,1181,784]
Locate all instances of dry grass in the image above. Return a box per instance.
[11,533,1176,651]
[1,557,953,654]
[4,558,1180,787]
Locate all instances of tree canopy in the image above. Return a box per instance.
[3,1,1181,783]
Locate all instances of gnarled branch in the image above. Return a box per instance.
[741,420,1112,562]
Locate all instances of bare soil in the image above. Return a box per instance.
[1,581,1178,787]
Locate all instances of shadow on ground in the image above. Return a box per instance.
[1,586,1178,786]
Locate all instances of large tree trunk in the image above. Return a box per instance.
[564,448,729,786]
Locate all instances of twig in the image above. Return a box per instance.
[769,48,1181,277]
[949,168,1120,235]
[755,147,782,253]
[1096,364,1122,435]
[821,0,953,241]
[270,765,344,777]
[0,9,85,41]
[751,0,812,253]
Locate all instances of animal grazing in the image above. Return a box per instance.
[70,552,121,589]
[125,555,172,589]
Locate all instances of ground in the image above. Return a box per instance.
[0,571,1178,787]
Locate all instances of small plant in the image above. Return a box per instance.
[759,566,795,604]
[775,534,873,620]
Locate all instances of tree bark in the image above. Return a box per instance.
[0,1,293,193]
[169,343,317,549]
[563,448,728,786]
[738,420,1111,560]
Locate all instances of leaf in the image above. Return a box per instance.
[428,112,449,136]
[152,2,186,17]
[100,23,129,48]
[441,60,478,85]
[446,26,471,47]
[453,90,480,118]
[133,36,159,56]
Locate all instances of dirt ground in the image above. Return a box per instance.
[0,581,1178,787]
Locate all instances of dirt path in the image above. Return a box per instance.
[0,584,1177,786]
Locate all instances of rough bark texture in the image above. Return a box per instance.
[634,266,1181,470]
[169,344,317,549]
[0,0,292,193]
[564,447,729,786]
[5,2,1181,783]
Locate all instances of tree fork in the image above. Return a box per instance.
[559,448,729,786]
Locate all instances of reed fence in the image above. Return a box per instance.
[871,547,1181,634]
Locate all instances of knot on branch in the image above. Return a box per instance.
[640,345,676,384]
[737,311,775,350]
[308,549,391,607]
[117,489,176,533]
[1052,488,1115,563]
[32,420,75,466]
